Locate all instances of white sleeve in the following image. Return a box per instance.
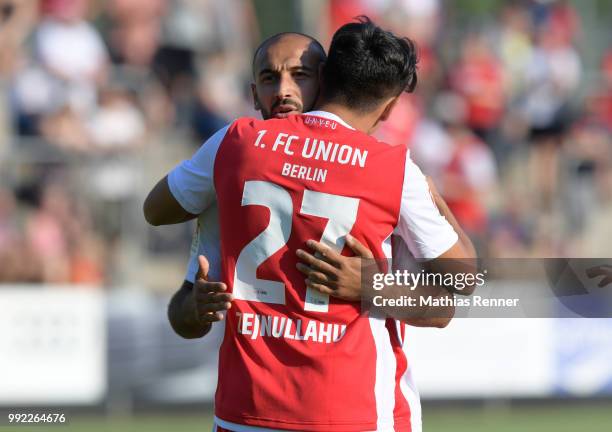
[167,125,229,215]
[185,222,201,284]
[394,151,458,260]
[184,206,222,283]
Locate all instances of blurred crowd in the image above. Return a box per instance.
[0,0,258,284]
[0,0,611,285]
[332,0,612,257]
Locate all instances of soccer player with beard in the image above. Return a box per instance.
[145,32,325,336]
[145,22,475,431]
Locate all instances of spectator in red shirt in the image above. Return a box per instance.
[450,33,506,141]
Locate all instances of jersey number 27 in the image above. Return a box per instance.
[233,180,359,313]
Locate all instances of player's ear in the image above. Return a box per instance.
[379,95,400,122]
[251,83,261,110]
[369,95,400,134]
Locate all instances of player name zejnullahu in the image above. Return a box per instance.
[361,258,612,318]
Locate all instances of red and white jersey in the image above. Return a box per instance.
[168,111,458,432]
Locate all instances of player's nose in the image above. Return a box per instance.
[276,72,298,99]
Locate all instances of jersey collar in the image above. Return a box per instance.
[303,111,355,130]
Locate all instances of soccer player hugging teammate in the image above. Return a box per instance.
[144,18,476,432]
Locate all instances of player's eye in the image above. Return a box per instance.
[293,71,309,79]
[260,74,276,84]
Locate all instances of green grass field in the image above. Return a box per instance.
[3,404,611,432]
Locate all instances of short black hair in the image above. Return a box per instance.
[252,32,327,77]
[322,16,418,112]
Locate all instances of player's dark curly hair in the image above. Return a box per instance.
[322,16,418,112]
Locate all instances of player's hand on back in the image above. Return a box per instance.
[194,255,233,324]
[296,235,374,302]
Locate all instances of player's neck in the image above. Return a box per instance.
[314,102,380,135]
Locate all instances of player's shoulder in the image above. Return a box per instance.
[229,115,293,128]
[229,116,260,127]
[227,115,284,135]
[226,116,257,133]
[362,133,410,160]
[229,115,309,137]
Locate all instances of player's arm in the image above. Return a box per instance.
[297,236,454,327]
[423,176,477,295]
[395,155,477,295]
[144,176,197,226]
[168,256,232,339]
[426,176,476,262]
[388,284,455,328]
[297,158,475,324]
[143,125,229,226]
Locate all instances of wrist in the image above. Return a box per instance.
[184,293,213,335]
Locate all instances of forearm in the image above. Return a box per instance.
[429,197,478,295]
[367,282,455,327]
[405,317,452,328]
[404,283,454,328]
[168,280,212,339]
